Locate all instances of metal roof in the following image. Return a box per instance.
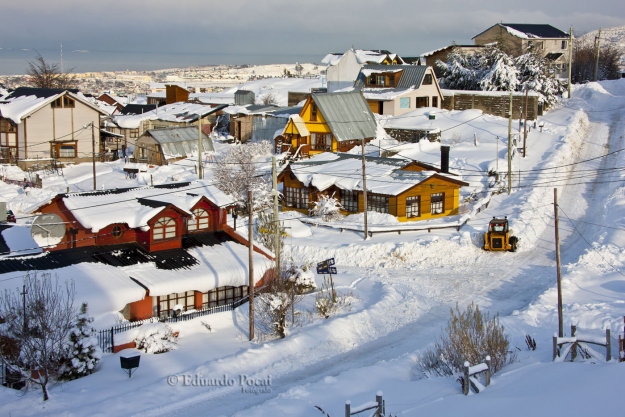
[359,65,429,89]
[473,23,569,40]
[6,87,80,99]
[146,126,215,152]
[311,91,377,142]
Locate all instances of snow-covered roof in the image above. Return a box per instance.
[285,153,466,196]
[41,181,234,233]
[0,225,42,258]
[113,102,227,129]
[322,49,406,66]
[0,88,108,124]
[125,241,269,297]
[473,23,569,40]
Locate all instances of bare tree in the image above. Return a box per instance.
[26,53,76,89]
[212,141,273,212]
[0,273,76,401]
[571,39,622,83]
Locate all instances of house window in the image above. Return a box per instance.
[341,190,358,212]
[51,98,62,108]
[388,74,395,86]
[310,103,318,121]
[112,225,123,238]
[188,208,210,231]
[59,144,76,158]
[63,96,75,108]
[406,196,420,218]
[416,97,429,108]
[367,195,389,213]
[561,40,567,49]
[202,285,248,309]
[311,133,331,151]
[430,192,444,214]
[0,118,16,133]
[158,291,196,318]
[369,75,377,85]
[423,74,433,85]
[377,75,386,86]
[432,96,438,107]
[399,97,410,109]
[285,186,309,209]
[153,216,176,240]
[139,147,148,161]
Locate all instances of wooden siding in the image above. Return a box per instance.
[442,92,538,119]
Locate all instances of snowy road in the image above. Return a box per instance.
[135,85,625,417]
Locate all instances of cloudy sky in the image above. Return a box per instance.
[1,0,623,74]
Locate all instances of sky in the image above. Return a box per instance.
[1,0,623,75]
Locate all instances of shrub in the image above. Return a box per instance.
[315,276,351,319]
[134,323,178,354]
[416,303,509,377]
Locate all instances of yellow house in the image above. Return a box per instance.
[276,91,377,158]
[278,152,469,222]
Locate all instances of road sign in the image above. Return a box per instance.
[317,258,335,270]
[316,266,337,275]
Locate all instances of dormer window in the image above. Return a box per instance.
[63,96,75,108]
[188,208,210,231]
[153,216,176,240]
[51,98,62,108]
[423,74,433,85]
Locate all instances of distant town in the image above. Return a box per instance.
[0,62,325,97]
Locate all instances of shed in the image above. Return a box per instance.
[234,90,255,106]
[133,126,215,165]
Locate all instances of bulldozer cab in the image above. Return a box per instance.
[488,218,508,233]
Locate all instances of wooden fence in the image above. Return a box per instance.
[462,357,491,395]
[344,391,385,417]
[553,325,613,362]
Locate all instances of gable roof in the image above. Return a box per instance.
[322,49,406,66]
[146,126,215,151]
[0,88,107,124]
[473,23,569,40]
[310,91,377,141]
[359,65,429,89]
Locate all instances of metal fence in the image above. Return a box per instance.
[97,297,249,353]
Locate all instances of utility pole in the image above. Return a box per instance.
[507,93,513,195]
[554,188,563,337]
[197,113,203,180]
[21,284,27,333]
[248,190,254,341]
[568,27,573,98]
[594,28,602,82]
[91,123,97,191]
[523,88,528,157]
[361,138,368,240]
[272,157,280,279]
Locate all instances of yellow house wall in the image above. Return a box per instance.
[279,172,310,215]
[395,178,461,222]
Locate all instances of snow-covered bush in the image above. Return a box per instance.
[315,276,351,319]
[256,292,291,339]
[134,323,178,354]
[415,303,509,378]
[287,262,316,294]
[310,193,343,221]
[59,303,102,381]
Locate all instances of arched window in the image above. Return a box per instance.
[188,209,210,231]
[153,217,176,240]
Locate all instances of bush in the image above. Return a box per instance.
[315,276,351,319]
[134,323,178,354]
[415,303,509,377]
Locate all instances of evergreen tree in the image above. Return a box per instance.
[515,52,566,106]
[59,303,102,380]
[479,46,519,92]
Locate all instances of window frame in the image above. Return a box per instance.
[423,74,433,85]
[285,186,309,209]
[188,208,210,232]
[153,216,177,240]
[430,192,445,215]
[399,97,410,109]
[416,96,429,108]
[341,190,358,213]
[367,194,389,214]
[406,196,420,218]
[310,103,318,121]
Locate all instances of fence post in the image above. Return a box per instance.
[553,334,558,360]
[606,328,611,361]
[571,324,577,362]
[345,400,350,417]
[110,327,115,353]
[463,362,470,395]
[485,356,491,386]
[376,391,383,417]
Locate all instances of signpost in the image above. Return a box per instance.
[317,258,337,301]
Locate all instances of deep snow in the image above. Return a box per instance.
[1,79,625,416]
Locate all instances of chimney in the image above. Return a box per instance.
[441,145,450,173]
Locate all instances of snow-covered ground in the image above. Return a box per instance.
[1,80,625,416]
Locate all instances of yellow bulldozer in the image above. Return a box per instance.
[483,217,518,252]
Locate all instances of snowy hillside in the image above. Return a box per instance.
[578,25,625,52]
[1,79,625,416]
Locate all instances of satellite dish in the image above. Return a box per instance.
[31,213,67,247]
